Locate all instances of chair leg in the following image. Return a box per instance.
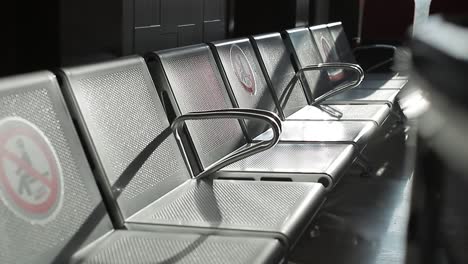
[355,153,375,178]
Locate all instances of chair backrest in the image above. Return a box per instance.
[251,33,309,117]
[327,22,357,63]
[284,28,331,100]
[309,24,341,63]
[211,38,281,136]
[152,44,248,170]
[0,72,113,263]
[60,56,191,221]
[309,24,347,83]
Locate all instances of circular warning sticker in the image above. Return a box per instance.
[0,117,63,224]
[320,37,345,82]
[230,44,256,95]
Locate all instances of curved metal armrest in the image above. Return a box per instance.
[280,63,363,111]
[297,62,364,80]
[171,108,282,179]
[298,63,364,105]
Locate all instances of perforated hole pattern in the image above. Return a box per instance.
[328,89,399,102]
[286,29,332,99]
[328,23,357,63]
[214,41,277,137]
[160,47,246,168]
[310,27,341,63]
[223,143,349,174]
[149,180,315,231]
[254,34,309,117]
[0,85,100,264]
[71,61,190,218]
[84,232,277,264]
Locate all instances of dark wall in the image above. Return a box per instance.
[362,0,414,43]
[133,0,226,53]
[4,0,314,77]
[232,0,305,37]
[61,0,123,66]
[328,0,359,45]
[3,1,61,76]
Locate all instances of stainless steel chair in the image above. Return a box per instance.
[210,38,376,150]
[150,45,357,189]
[285,27,400,107]
[0,71,283,264]
[310,24,408,90]
[60,56,327,250]
[327,21,409,81]
[251,32,392,127]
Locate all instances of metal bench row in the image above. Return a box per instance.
[0,22,407,263]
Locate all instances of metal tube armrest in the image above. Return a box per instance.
[282,63,364,106]
[171,108,282,179]
[298,63,364,105]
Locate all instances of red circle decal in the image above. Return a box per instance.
[0,117,63,224]
[230,45,256,95]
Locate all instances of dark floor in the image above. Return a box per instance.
[290,115,415,264]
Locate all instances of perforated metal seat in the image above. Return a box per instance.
[60,56,327,248]
[285,27,400,106]
[210,38,376,149]
[150,45,357,189]
[325,88,400,107]
[288,104,390,126]
[327,22,409,82]
[251,32,392,126]
[0,71,283,264]
[309,24,408,90]
[75,231,283,264]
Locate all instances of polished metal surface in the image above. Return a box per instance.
[327,22,409,86]
[309,24,406,90]
[298,63,364,105]
[286,27,402,105]
[363,73,408,80]
[328,22,357,64]
[285,27,332,99]
[62,56,191,219]
[252,31,394,126]
[172,109,281,179]
[252,32,309,117]
[129,180,325,244]
[211,38,375,150]
[219,143,356,188]
[288,104,391,127]
[156,44,360,187]
[211,39,279,116]
[254,120,376,149]
[324,89,400,106]
[156,45,249,169]
[74,231,284,264]
[309,24,342,64]
[0,72,114,264]
[290,121,412,264]
[62,55,328,251]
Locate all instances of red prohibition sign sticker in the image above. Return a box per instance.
[321,36,345,82]
[0,117,63,224]
[230,44,256,95]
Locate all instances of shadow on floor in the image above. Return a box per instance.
[290,117,415,264]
